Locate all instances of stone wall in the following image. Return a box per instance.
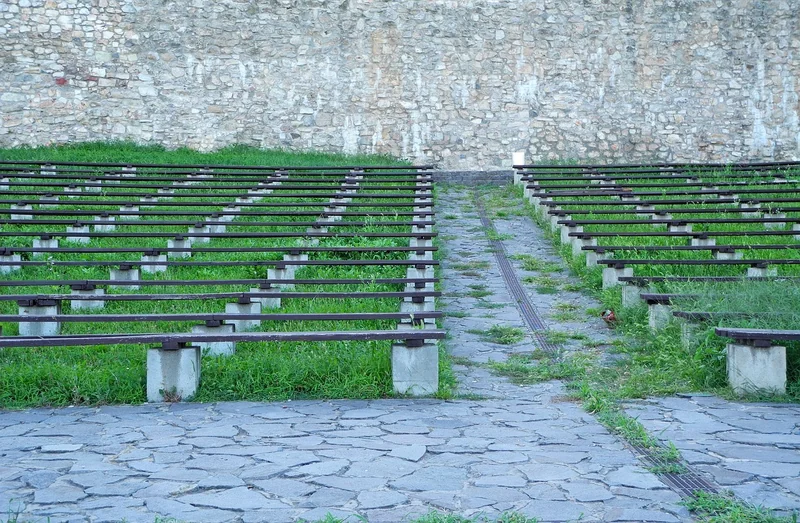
[1,0,798,169]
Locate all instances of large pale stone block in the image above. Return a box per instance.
[147,345,201,402]
[392,341,439,396]
[18,300,61,337]
[191,322,236,357]
[727,343,786,395]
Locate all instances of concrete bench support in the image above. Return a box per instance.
[66,224,91,244]
[690,236,716,247]
[32,236,59,255]
[621,284,644,308]
[168,237,193,259]
[64,185,82,197]
[0,254,22,274]
[93,214,116,232]
[141,254,168,274]
[225,298,262,332]
[571,237,597,257]
[747,265,777,278]
[18,300,61,336]
[70,286,106,310]
[407,266,435,280]
[727,343,786,395]
[250,286,281,309]
[191,321,236,357]
[189,224,211,244]
[392,339,439,396]
[794,223,800,241]
[763,213,786,230]
[602,266,633,288]
[714,249,743,261]
[667,223,692,233]
[648,303,672,331]
[740,202,762,217]
[110,266,140,290]
[10,204,33,220]
[85,179,102,193]
[400,296,436,318]
[560,224,582,245]
[120,205,140,220]
[410,237,433,249]
[146,343,201,402]
[0,177,8,190]
[267,265,295,289]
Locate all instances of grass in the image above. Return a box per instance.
[0,142,460,408]
[467,325,526,345]
[685,492,798,523]
[300,511,539,523]
[511,254,563,273]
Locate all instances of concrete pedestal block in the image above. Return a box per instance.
[690,237,716,247]
[32,237,59,255]
[39,194,59,207]
[714,250,743,260]
[652,213,673,221]
[648,303,672,331]
[168,238,193,258]
[740,202,762,218]
[225,300,262,332]
[70,288,106,310]
[0,254,22,274]
[585,250,603,268]
[747,266,778,278]
[410,237,433,248]
[191,322,236,357]
[668,223,692,233]
[406,281,435,293]
[157,188,175,196]
[19,302,61,337]
[146,345,201,402]
[408,250,434,261]
[267,267,296,289]
[407,267,435,280]
[235,197,254,204]
[602,266,634,288]
[250,287,281,309]
[0,177,9,190]
[66,225,90,244]
[110,267,140,289]
[141,254,168,274]
[85,180,102,192]
[93,214,116,232]
[400,297,436,316]
[763,213,786,230]
[10,204,33,220]
[619,194,640,202]
[793,223,800,241]
[560,225,582,245]
[40,165,56,175]
[206,220,227,235]
[218,212,236,222]
[679,320,703,352]
[284,253,308,267]
[621,284,644,308]
[307,226,329,235]
[727,343,786,395]
[392,342,439,396]
[571,237,596,257]
[189,225,211,244]
[120,205,140,220]
[635,204,655,217]
[64,185,82,197]
[121,166,136,177]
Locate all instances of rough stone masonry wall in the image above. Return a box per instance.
[1,0,799,169]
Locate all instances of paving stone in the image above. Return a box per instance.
[605,508,680,522]
[473,475,527,487]
[605,466,665,489]
[313,475,388,491]
[40,444,83,453]
[357,490,408,509]
[344,457,418,478]
[134,481,193,497]
[185,454,252,471]
[299,507,360,521]
[19,470,60,489]
[518,463,578,482]
[388,445,427,462]
[33,483,88,504]
[238,463,288,481]
[390,466,467,491]
[299,487,357,507]
[287,459,349,477]
[85,478,150,496]
[519,500,589,521]
[725,461,800,478]
[180,486,290,510]
[251,478,316,497]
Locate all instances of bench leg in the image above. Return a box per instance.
[727,343,786,395]
[392,341,439,396]
[191,323,236,357]
[648,303,672,331]
[147,345,201,402]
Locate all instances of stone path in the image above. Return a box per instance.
[0,185,795,522]
[624,395,800,516]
